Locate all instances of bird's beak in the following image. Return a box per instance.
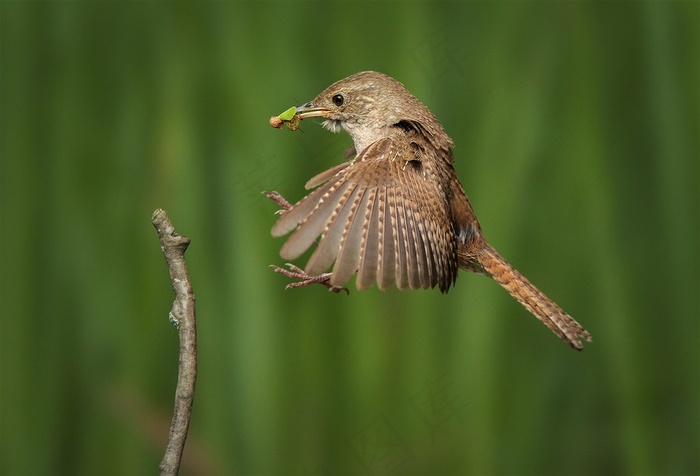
[295,102,330,120]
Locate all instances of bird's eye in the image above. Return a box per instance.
[331,94,345,106]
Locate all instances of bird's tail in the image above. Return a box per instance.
[476,242,592,350]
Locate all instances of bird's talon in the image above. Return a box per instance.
[269,263,349,294]
[265,191,293,212]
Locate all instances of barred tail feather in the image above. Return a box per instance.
[477,243,592,350]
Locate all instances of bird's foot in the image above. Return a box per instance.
[269,263,349,294]
[264,191,292,215]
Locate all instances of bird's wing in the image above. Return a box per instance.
[271,137,458,292]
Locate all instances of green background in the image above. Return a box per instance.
[1,2,698,475]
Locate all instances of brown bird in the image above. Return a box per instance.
[268,71,592,350]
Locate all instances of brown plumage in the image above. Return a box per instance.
[269,71,592,350]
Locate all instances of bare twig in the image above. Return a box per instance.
[152,209,197,476]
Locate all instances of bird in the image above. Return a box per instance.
[267,71,592,350]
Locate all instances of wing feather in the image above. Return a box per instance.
[357,188,379,290]
[377,186,396,290]
[391,186,409,290]
[401,190,421,289]
[305,161,352,190]
[407,204,429,289]
[332,186,371,285]
[403,162,435,288]
[279,181,351,260]
[305,182,359,275]
[272,180,336,238]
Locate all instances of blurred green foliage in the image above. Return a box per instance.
[1,2,698,475]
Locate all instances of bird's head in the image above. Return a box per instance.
[295,71,453,153]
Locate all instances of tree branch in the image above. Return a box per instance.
[152,209,197,476]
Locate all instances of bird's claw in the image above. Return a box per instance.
[269,263,349,294]
[264,191,292,214]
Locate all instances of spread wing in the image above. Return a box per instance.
[271,137,458,292]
